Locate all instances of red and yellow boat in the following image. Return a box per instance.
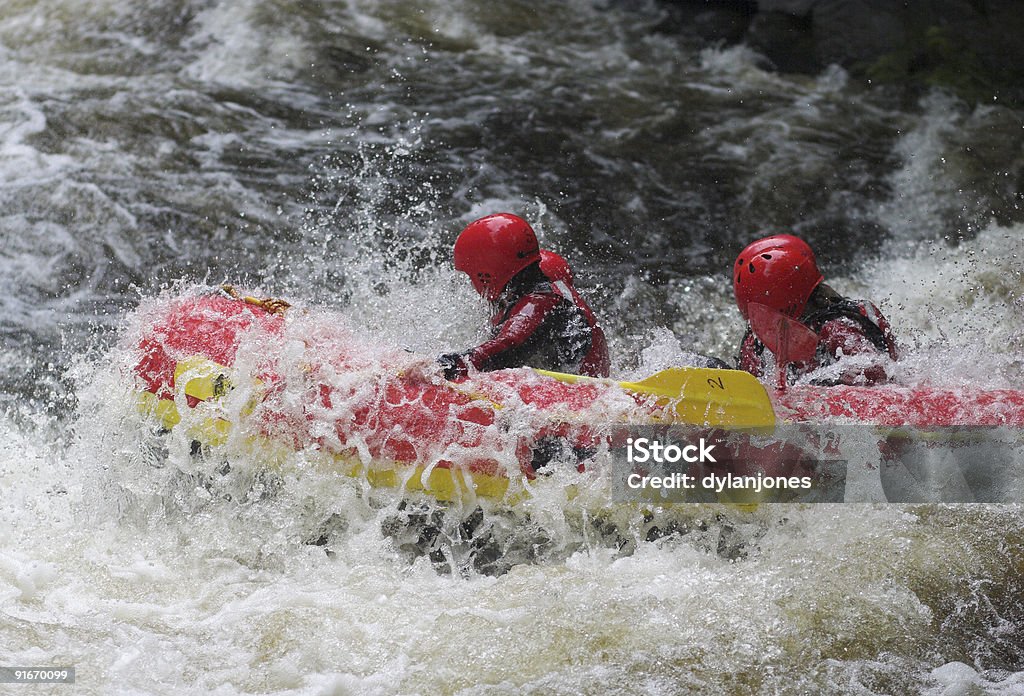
[131,289,1024,503]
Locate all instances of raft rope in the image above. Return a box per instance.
[220,284,292,315]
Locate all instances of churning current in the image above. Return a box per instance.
[1,1,1022,694]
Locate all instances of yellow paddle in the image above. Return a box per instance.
[532,366,776,430]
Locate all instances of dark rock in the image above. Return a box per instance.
[653,1,756,43]
[757,0,819,14]
[693,7,755,44]
[968,0,1024,101]
[811,0,906,67]
[746,11,819,73]
[654,0,1024,105]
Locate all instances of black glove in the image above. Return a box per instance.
[701,356,731,370]
[437,353,469,380]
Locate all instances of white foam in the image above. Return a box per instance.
[856,220,1024,387]
[182,0,312,88]
[0,1,1021,692]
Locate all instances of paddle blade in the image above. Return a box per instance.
[533,367,775,430]
[628,367,775,430]
[747,303,819,362]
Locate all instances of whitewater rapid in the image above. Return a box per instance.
[1,0,1023,693]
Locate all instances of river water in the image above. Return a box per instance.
[1,1,1023,694]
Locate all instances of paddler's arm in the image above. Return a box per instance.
[437,293,561,379]
[736,329,766,379]
[817,318,892,386]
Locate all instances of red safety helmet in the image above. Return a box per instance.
[539,249,574,285]
[454,213,541,301]
[732,234,823,319]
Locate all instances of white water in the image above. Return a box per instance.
[5,202,1023,693]
[2,1,1024,694]
[4,392,1023,694]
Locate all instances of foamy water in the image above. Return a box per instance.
[5,390,1023,693]
[1,0,1023,693]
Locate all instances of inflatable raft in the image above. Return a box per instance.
[133,291,782,501]
[775,384,1024,429]
[131,291,1024,503]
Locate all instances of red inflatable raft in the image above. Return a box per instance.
[130,291,1024,502]
[134,291,762,501]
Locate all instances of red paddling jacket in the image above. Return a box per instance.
[444,264,610,378]
[739,294,898,386]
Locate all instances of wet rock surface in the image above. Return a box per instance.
[659,0,1024,104]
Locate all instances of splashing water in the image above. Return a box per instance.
[2,0,1024,693]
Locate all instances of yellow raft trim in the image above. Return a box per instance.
[137,355,771,508]
[135,388,516,503]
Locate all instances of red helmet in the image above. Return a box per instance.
[539,249,574,285]
[454,213,540,301]
[732,234,823,319]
